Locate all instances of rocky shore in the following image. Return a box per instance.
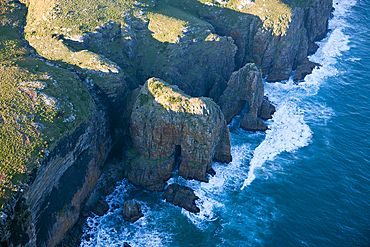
[0,0,333,246]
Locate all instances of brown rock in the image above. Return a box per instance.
[260,98,276,120]
[127,78,231,190]
[218,63,264,124]
[163,184,200,213]
[293,59,321,81]
[93,200,109,216]
[122,200,143,223]
[218,63,273,131]
[240,116,267,131]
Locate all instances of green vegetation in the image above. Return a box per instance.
[143,78,210,116]
[0,1,92,209]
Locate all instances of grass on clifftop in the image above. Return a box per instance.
[142,78,212,116]
[0,1,92,209]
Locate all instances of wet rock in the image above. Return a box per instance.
[122,200,143,223]
[207,168,216,177]
[260,98,276,120]
[163,184,200,213]
[294,59,321,81]
[93,200,109,216]
[127,78,231,190]
[240,115,267,131]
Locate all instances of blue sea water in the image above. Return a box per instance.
[80,0,370,246]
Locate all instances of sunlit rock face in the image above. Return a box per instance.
[127,78,232,191]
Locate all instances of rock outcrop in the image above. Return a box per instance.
[252,0,332,81]
[126,78,231,191]
[163,184,200,213]
[122,200,143,223]
[218,63,274,131]
[93,200,109,216]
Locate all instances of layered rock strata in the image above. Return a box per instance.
[127,78,231,191]
[174,0,333,81]
[1,105,112,247]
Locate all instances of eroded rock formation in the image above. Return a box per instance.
[218,63,275,131]
[126,78,231,191]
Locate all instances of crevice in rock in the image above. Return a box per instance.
[174,145,182,170]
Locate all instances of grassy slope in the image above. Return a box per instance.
[0,0,92,209]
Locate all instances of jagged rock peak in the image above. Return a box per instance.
[126,78,231,191]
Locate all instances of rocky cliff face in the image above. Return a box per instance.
[173,0,332,81]
[252,0,332,81]
[1,103,112,247]
[127,78,231,190]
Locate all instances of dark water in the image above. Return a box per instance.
[81,0,370,246]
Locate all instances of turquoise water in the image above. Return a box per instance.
[81,0,370,246]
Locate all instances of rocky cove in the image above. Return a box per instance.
[0,0,333,246]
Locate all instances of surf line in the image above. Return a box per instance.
[241,0,354,190]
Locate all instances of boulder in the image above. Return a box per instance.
[240,116,267,131]
[92,200,109,216]
[260,98,276,120]
[122,200,143,223]
[127,78,231,190]
[163,184,200,213]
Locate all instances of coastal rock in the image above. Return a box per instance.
[93,200,109,216]
[293,59,321,81]
[218,63,272,131]
[260,98,276,120]
[122,200,143,223]
[240,115,267,131]
[127,78,231,190]
[163,184,200,213]
[218,63,264,124]
[188,0,333,81]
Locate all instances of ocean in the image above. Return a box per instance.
[80,0,370,246]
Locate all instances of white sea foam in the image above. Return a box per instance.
[242,0,355,189]
[80,180,167,247]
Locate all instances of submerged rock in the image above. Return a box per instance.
[127,78,231,190]
[122,200,143,223]
[163,184,200,213]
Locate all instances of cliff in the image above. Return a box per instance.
[0,2,113,246]
[127,78,231,190]
[0,0,333,245]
